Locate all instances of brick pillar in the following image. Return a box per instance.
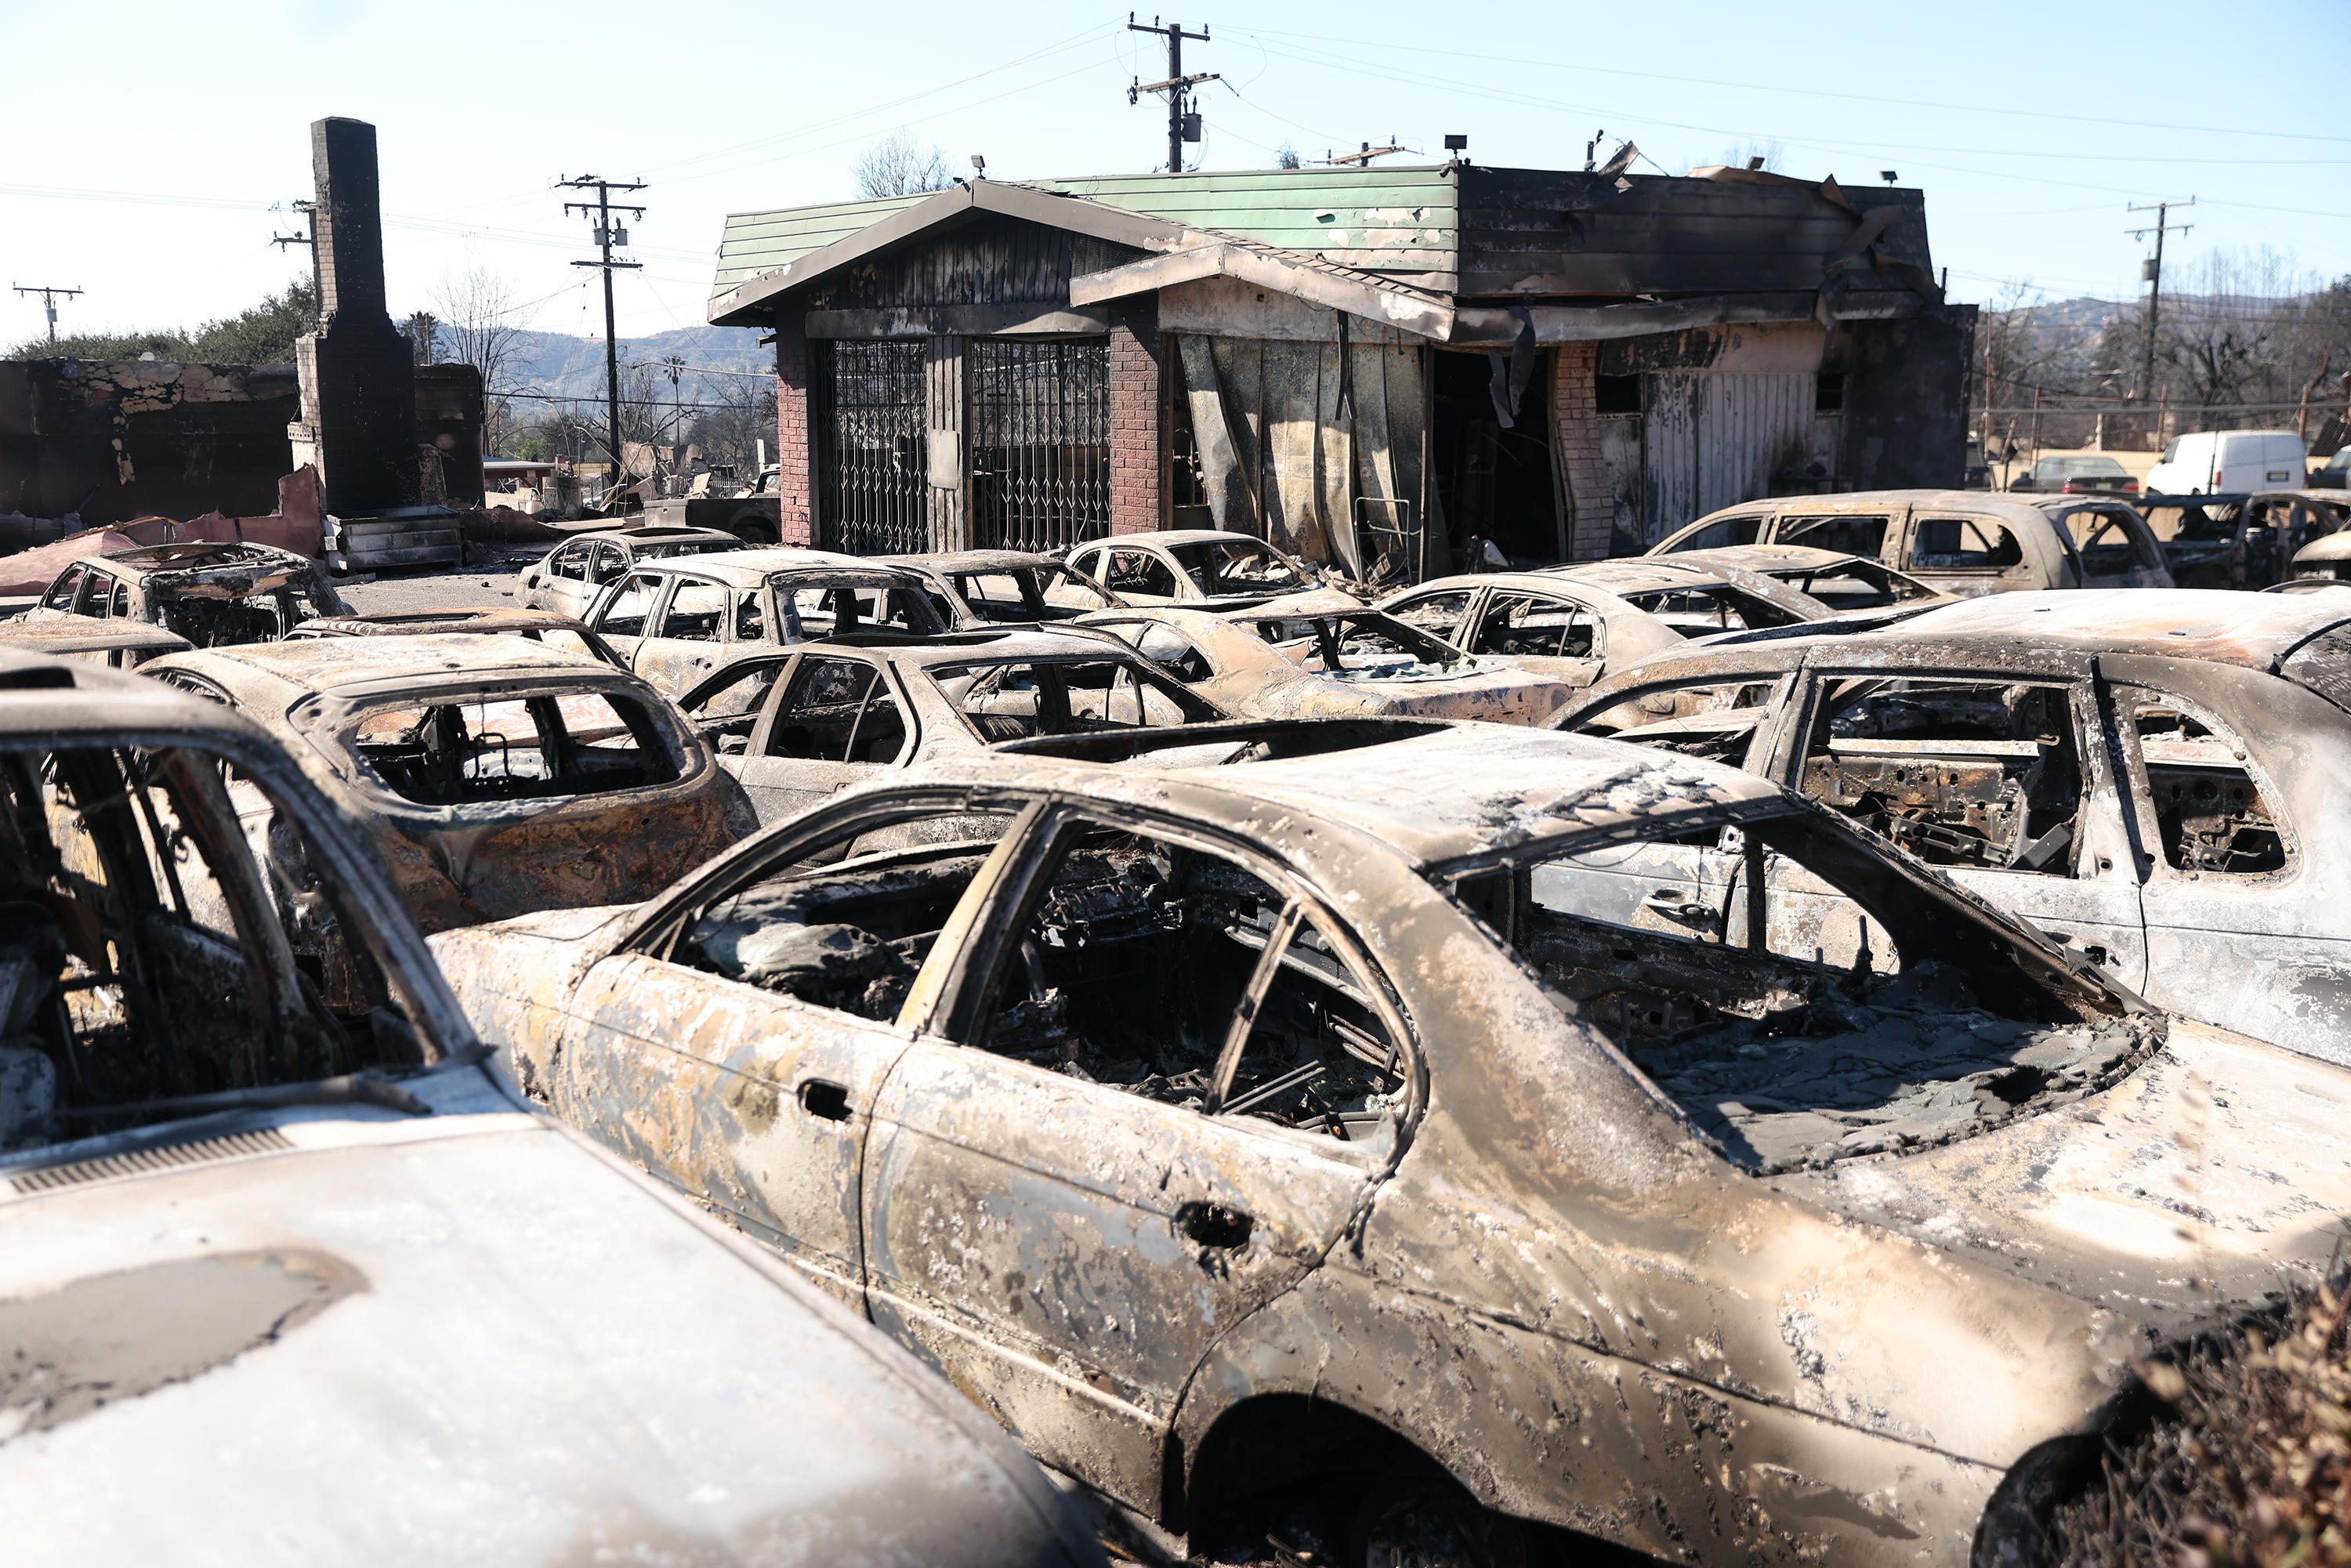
[1107,301,1164,536]
[1552,342,1613,559]
[772,315,814,546]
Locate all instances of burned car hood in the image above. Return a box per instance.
[1768,1019,2351,1337]
[0,1068,1092,1568]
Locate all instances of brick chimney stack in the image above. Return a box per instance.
[288,117,418,515]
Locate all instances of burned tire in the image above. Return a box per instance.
[1352,1476,1527,1568]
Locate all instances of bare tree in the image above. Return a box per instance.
[1275,143,1302,170]
[853,132,954,199]
[1718,140,1785,173]
[433,266,526,454]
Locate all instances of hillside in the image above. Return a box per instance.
[493,324,771,406]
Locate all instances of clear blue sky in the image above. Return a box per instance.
[4,0,2344,346]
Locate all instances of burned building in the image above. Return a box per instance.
[708,162,1974,577]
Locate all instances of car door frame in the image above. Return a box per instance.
[1762,647,2150,985]
[1380,582,1491,650]
[863,791,1414,1510]
[1462,584,1607,686]
[725,650,920,822]
[586,566,674,668]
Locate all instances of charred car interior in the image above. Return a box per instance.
[343,690,682,806]
[1445,801,2154,1173]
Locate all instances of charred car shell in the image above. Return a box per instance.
[429,722,2351,1567]
[21,541,350,646]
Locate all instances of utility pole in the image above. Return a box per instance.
[2125,197,2195,408]
[1126,15,1215,174]
[269,198,318,284]
[12,284,82,345]
[559,175,647,493]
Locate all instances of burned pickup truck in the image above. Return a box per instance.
[19,541,349,646]
[1549,588,2351,1065]
[431,722,2351,1568]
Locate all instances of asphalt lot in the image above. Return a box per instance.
[333,554,534,616]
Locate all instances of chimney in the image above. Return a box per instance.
[287,117,418,516]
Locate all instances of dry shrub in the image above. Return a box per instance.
[2049,1269,2351,1568]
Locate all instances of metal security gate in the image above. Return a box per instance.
[969,339,1110,552]
[816,339,928,554]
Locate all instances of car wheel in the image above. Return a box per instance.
[1351,1477,1526,1568]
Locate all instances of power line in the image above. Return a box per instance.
[2127,198,2197,400]
[558,175,647,486]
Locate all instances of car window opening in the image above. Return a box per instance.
[977,821,1404,1146]
[932,659,1213,741]
[1799,679,2085,875]
[352,692,679,806]
[0,744,427,1153]
[1581,679,1781,765]
[1444,817,2153,1174]
[2133,706,2285,875]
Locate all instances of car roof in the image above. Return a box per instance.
[294,607,599,636]
[631,547,889,584]
[0,647,279,744]
[0,618,191,655]
[562,525,744,547]
[903,722,1780,867]
[1088,530,1282,552]
[724,625,1131,669]
[161,632,617,694]
[1869,588,2351,667]
[1654,545,1871,574]
[69,541,314,576]
[881,549,1060,573]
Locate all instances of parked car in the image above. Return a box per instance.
[1079,604,1582,725]
[674,625,1229,824]
[143,633,745,1005]
[516,524,750,619]
[585,549,962,697]
[287,605,629,668]
[884,549,1126,623]
[2008,453,2139,494]
[2290,520,2351,583]
[1547,588,2351,1063]
[21,541,350,646]
[2310,446,2351,490]
[1649,544,1947,615]
[0,615,189,668]
[430,720,2351,1567]
[1049,529,1335,613]
[0,650,1103,1568]
[2144,429,2309,495]
[1650,489,2173,597]
[2140,490,2349,589]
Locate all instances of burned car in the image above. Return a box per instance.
[1656,544,1948,617]
[287,605,629,668]
[0,615,189,668]
[2143,490,2347,589]
[1081,604,1581,724]
[1651,489,2172,597]
[516,523,748,618]
[1050,529,1335,614]
[143,633,744,1004]
[0,652,1103,1568]
[21,541,350,646]
[883,549,1126,623]
[587,549,962,697]
[676,625,1228,824]
[1548,588,2351,1064]
[431,722,2351,1567]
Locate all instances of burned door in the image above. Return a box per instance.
[861,806,1394,1509]
[627,574,733,698]
[2106,670,2342,1060]
[729,655,913,826]
[1455,589,1605,687]
[529,803,1021,1307]
[1777,668,2146,984]
[817,339,929,555]
[588,569,668,671]
[968,339,1109,552]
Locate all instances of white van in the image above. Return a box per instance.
[2145,429,2309,494]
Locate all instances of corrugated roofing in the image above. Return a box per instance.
[712,167,1462,302]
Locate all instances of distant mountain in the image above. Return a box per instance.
[475,324,773,406]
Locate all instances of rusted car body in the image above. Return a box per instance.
[1375,567,1789,693]
[1650,490,2173,597]
[883,549,1126,623]
[143,634,744,1002]
[287,605,629,668]
[430,722,2351,1566]
[516,523,748,619]
[1657,544,1949,616]
[21,541,350,645]
[1050,529,1337,613]
[675,625,1228,824]
[1081,604,1581,724]
[585,548,962,697]
[2144,491,2349,589]
[1549,588,2351,1064]
[0,651,1101,1568]
[0,616,190,668]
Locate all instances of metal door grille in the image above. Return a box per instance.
[969,339,1110,552]
[817,339,928,554]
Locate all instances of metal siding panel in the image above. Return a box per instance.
[1644,373,1700,541]
[1696,373,1813,517]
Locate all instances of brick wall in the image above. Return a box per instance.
[1107,302,1164,536]
[772,317,814,546]
[1552,342,1613,559]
